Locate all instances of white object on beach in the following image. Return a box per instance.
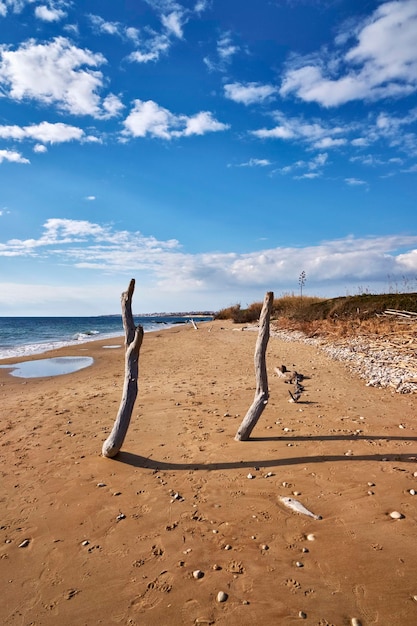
[279,496,322,520]
[389,511,404,519]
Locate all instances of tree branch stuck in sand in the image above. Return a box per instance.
[235,291,273,441]
[102,279,144,458]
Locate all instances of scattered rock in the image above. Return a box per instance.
[389,511,404,519]
[116,513,126,521]
[18,539,30,548]
[97,482,106,487]
[81,540,89,546]
[306,534,315,541]
[216,591,228,603]
[351,619,362,626]
[299,611,307,619]
[193,570,204,579]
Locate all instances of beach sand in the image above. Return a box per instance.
[1,320,416,625]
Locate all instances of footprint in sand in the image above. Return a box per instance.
[353,583,379,623]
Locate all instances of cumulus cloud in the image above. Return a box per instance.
[0,149,29,163]
[278,152,328,178]
[0,121,92,144]
[224,82,277,105]
[252,110,346,145]
[122,99,229,139]
[0,37,121,118]
[280,0,417,106]
[35,4,66,21]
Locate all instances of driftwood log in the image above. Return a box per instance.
[102,279,144,458]
[235,291,273,441]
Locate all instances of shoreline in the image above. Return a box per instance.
[1,320,416,625]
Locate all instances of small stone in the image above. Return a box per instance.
[81,540,89,546]
[224,544,232,550]
[299,611,307,619]
[409,489,416,495]
[212,564,221,571]
[18,539,30,548]
[367,482,375,487]
[295,561,304,568]
[351,619,362,626]
[216,591,228,603]
[97,482,106,487]
[345,450,354,456]
[293,491,301,496]
[413,472,417,478]
[247,473,254,479]
[302,548,309,553]
[306,534,315,541]
[389,511,404,519]
[193,570,204,579]
[116,513,126,521]
[261,544,269,550]
[113,491,122,496]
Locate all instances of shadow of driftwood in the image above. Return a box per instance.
[114,449,416,471]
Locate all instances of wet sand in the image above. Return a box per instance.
[0,320,416,625]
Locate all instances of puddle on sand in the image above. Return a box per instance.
[0,356,94,378]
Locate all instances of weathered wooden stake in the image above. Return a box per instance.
[102,279,144,458]
[235,291,274,441]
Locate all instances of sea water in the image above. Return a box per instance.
[0,315,213,360]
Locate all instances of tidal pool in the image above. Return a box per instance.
[0,356,94,378]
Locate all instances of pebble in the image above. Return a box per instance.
[18,539,30,548]
[295,561,304,568]
[97,482,106,487]
[116,513,126,521]
[217,591,228,603]
[351,619,362,626]
[299,611,307,619]
[306,534,315,541]
[193,570,204,579]
[261,544,269,550]
[247,473,254,479]
[212,564,221,570]
[224,544,232,550]
[389,511,404,519]
[409,489,416,495]
[81,540,89,546]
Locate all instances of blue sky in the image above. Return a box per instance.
[0,0,416,315]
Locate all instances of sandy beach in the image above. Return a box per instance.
[1,319,416,626]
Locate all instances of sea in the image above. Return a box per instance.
[0,314,214,360]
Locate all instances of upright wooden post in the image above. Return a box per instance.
[235,291,273,441]
[102,279,144,458]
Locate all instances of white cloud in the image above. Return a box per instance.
[85,195,96,201]
[35,4,66,21]
[345,177,367,186]
[0,121,95,144]
[0,149,29,163]
[89,14,122,36]
[1,221,417,310]
[128,32,170,63]
[0,0,35,16]
[0,37,120,118]
[252,110,346,145]
[122,99,228,139]
[236,158,271,168]
[224,82,277,105]
[161,10,184,38]
[278,152,328,178]
[33,143,47,153]
[280,0,417,107]
[204,31,242,72]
